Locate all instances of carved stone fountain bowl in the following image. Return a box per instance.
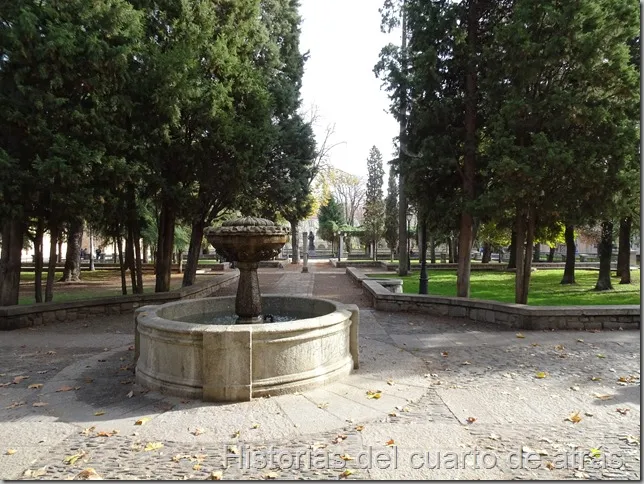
[204,216,290,263]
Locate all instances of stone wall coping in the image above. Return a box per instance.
[0,272,239,318]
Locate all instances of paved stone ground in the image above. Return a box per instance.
[0,261,640,480]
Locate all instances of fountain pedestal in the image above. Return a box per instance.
[235,261,262,323]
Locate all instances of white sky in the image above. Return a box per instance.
[299,0,401,179]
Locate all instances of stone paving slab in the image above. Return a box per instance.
[0,265,640,480]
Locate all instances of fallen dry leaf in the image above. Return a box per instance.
[317,402,329,409]
[596,354,606,358]
[28,383,43,389]
[386,379,394,385]
[206,471,223,480]
[126,390,134,398]
[332,434,348,444]
[461,361,471,365]
[80,426,96,436]
[5,401,26,409]
[32,402,48,407]
[263,472,279,480]
[565,411,582,424]
[591,376,602,381]
[620,435,640,446]
[47,350,56,355]
[388,411,397,417]
[355,425,364,431]
[134,417,151,425]
[227,445,239,454]
[23,467,47,478]
[6,449,16,455]
[594,393,614,401]
[64,451,87,465]
[616,408,630,415]
[339,469,355,479]
[93,411,106,416]
[13,375,29,384]
[251,423,260,429]
[95,430,118,437]
[535,371,548,379]
[554,344,565,351]
[73,468,102,480]
[339,453,354,461]
[466,417,477,424]
[545,461,555,470]
[193,464,202,471]
[192,428,205,436]
[56,385,78,392]
[441,351,448,357]
[385,439,395,447]
[144,442,164,452]
[231,430,240,438]
[366,390,382,399]
[516,333,525,339]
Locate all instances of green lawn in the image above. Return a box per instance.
[20,270,115,283]
[369,269,640,306]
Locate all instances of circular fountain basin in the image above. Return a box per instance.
[134,295,359,402]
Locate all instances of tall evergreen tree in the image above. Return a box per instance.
[383,165,399,260]
[362,146,385,259]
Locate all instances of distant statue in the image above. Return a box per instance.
[308,231,315,251]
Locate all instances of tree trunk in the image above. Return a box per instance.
[155,201,175,292]
[456,217,471,259]
[595,221,614,291]
[456,0,478,298]
[447,237,454,263]
[182,217,205,287]
[57,236,63,264]
[177,251,183,273]
[88,225,95,271]
[508,230,517,269]
[134,229,143,294]
[519,209,536,304]
[142,241,149,263]
[481,242,491,263]
[34,218,44,303]
[429,236,436,264]
[560,224,576,284]
[397,8,408,278]
[532,243,540,263]
[514,212,527,304]
[60,219,83,282]
[126,223,137,293]
[547,246,555,263]
[290,220,299,264]
[0,217,24,306]
[116,233,127,295]
[45,224,59,302]
[617,216,631,283]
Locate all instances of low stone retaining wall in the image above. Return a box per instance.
[346,267,640,331]
[0,272,239,330]
[332,260,611,271]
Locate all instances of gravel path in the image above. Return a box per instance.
[0,264,639,480]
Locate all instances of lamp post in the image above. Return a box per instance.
[406,212,412,272]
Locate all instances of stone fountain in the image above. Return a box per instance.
[205,217,289,323]
[134,216,359,402]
